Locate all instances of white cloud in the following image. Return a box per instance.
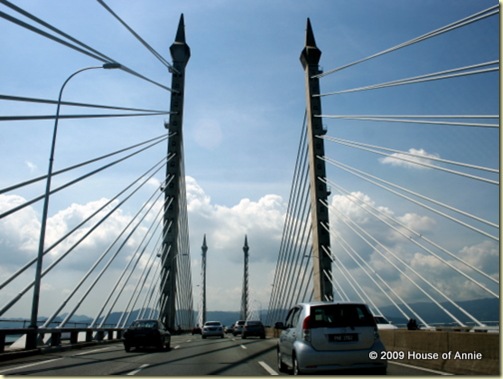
[0,178,496,317]
[379,148,439,170]
[25,161,38,173]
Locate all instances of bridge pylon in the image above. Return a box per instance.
[160,14,191,330]
[300,18,333,302]
[240,235,249,320]
[201,235,208,325]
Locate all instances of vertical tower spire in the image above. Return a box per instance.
[300,18,333,302]
[241,235,249,320]
[160,14,191,331]
[201,235,208,326]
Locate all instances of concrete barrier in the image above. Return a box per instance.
[379,329,499,375]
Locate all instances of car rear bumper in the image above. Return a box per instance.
[295,340,387,373]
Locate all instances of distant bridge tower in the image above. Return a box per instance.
[201,235,208,325]
[300,18,333,301]
[160,14,191,330]
[240,236,249,320]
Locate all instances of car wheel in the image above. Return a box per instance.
[277,349,288,373]
[124,344,131,353]
[202,335,206,339]
[242,334,247,339]
[293,354,302,375]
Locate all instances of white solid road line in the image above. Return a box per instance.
[126,363,150,376]
[73,346,115,356]
[389,361,453,375]
[0,358,63,374]
[258,361,279,375]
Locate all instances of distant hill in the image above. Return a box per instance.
[2,298,498,329]
[378,297,499,327]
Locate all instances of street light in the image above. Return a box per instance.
[29,62,122,335]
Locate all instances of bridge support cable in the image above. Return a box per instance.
[97,0,177,74]
[93,215,173,329]
[43,184,166,328]
[267,117,313,324]
[0,134,170,196]
[317,115,499,130]
[320,177,499,298]
[0,136,172,220]
[320,135,499,181]
[0,161,172,319]
[315,5,499,79]
[316,60,499,97]
[319,231,426,326]
[54,180,168,328]
[0,154,171,294]
[320,198,486,327]
[0,1,175,93]
[0,94,171,115]
[319,156,498,242]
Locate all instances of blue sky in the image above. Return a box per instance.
[0,0,499,319]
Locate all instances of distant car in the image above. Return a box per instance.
[277,302,387,375]
[232,320,246,336]
[225,325,234,334]
[374,315,398,330]
[191,325,202,335]
[242,320,265,339]
[202,321,225,338]
[123,319,171,352]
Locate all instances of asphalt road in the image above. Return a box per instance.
[0,334,447,376]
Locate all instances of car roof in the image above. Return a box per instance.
[297,301,368,307]
[133,319,158,322]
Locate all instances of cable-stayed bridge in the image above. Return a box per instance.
[0,0,498,366]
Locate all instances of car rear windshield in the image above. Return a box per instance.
[310,304,375,328]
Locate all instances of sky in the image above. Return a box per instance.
[0,0,499,321]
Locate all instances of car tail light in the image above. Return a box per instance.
[302,315,311,342]
[374,326,380,340]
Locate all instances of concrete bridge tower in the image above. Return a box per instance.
[160,14,191,330]
[300,18,333,301]
[201,235,208,325]
[240,236,249,320]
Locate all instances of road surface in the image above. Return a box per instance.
[0,334,448,375]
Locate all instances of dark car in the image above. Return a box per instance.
[192,325,202,335]
[242,320,265,339]
[123,319,171,352]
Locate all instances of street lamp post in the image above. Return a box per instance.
[27,62,121,347]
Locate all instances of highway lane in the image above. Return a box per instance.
[0,334,447,376]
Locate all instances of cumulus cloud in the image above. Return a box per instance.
[324,189,498,309]
[379,148,439,169]
[0,178,496,316]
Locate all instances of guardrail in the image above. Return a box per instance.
[0,327,124,355]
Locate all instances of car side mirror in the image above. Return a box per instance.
[274,322,285,330]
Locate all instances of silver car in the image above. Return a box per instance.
[201,321,225,338]
[277,301,387,375]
